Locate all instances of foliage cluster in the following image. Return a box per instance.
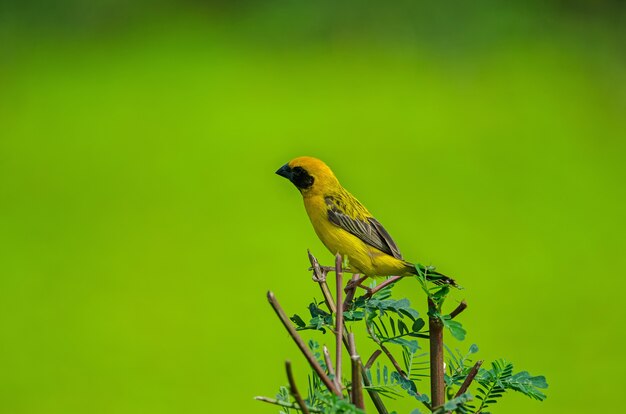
[257,255,547,414]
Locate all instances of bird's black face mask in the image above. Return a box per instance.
[276,164,315,190]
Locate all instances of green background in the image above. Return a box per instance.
[1,2,624,413]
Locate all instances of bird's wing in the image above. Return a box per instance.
[325,196,403,260]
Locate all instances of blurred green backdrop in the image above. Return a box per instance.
[1,1,625,413]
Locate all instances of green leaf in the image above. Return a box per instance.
[290,314,306,328]
[432,286,450,301]
[344,310,365,321]
[391,372,429,402]
[398,319,409,335]
[442,392,473,411]
[387,337,419,353]
[469,344,479,354]
[440,316,466,341]
[412,318,425,332]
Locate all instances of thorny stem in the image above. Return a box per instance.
[335,254,344,392]
[428,298,445,410]
[286,361,311,414]
[254,396,322,413]
[449,300,468,320]
[348,333,365,409]
[267,291,342,396]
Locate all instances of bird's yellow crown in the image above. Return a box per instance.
[286,156,340,196]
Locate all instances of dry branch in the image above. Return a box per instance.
[428,298,445,409]
[286,361,311,414]
[348,333,365,409]
[255,396,322,413]
[455,360,483,398]
[449,300,468,320]
[334,254,344,391]
[267,291,342,396]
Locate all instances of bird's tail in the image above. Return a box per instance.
[407,263,459,288]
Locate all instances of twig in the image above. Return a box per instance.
[363,275,403,299]
[361,364,389,414]
[307,252,390,414]
[334,254,344,392]
[255,396,322,413]
[449,300,468,320]
[365,322,406,376]
[308,250,336,314]
[445,360,484,414]
[365,321,430,410]
[428,298,445,409]
[343,274,361,311]
[323,345,335,378]
[267,291,342,396]
[455,360,483,398]
[286,361,311,414]
[364,350,382,370]
[348,333,365,409]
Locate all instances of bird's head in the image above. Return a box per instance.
[276,156,339,195]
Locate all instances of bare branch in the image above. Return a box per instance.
[323,345,335,379]
[334,254,344,391]
[445,360,484,414]
[286,361,311,414]
[449,300,468,320]
[255,396,322,413]
[308,250,336,314]
[343,273,361,311]
[348,333,365,409]
[364,350,382,370]
[363,275,403,299]
[365,321,430,409]
[455,360,483,398]
[267,291,342,396]
[428,298,445,409]
[365,322,406,377]
[307,252,390,414]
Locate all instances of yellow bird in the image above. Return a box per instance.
[276,156,456,286]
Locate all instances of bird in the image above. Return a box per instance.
[276,156,456,286]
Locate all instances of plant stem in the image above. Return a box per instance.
[305,252,390,414]
[455,360,483,397]
[343,273,361,311]
[364,350,382,370]
[286,361,311,414]
[308,250,336,313]
[363,275,403,299]
[334,253,344,392]
[267,291,342,396]
[449,300,467,319]
[323,345,336,378]
[428,298,445,410]
[255,396,322,413]
[366,319,431,410]
[348,333,365,409]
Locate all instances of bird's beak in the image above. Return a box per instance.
[275,163,292,180]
